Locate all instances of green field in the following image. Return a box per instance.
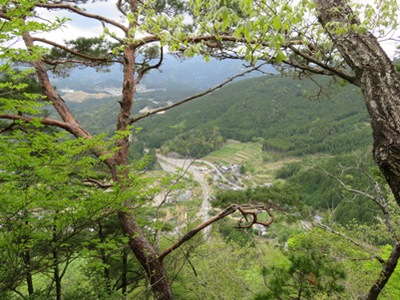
[205,140,300,185]
[205,140,262,164]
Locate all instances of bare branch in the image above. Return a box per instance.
[286,44,358,85]
[237,205,274,228]
[131,63,270,123]
[32,37,120,64]
[0,114,76,134]
[321,167,399,242]
[35,3,127,34]
[116,0,127,16]
[322,168,376,201]
[159,203,273,261]
[159,204,238,260]
[135,47,164,85]
[317,222,385,265]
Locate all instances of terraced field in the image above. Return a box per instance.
[205,140,262,165]
[205,140,301,186]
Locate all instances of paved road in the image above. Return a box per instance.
[196,159,244,190]
[157,154,212,235]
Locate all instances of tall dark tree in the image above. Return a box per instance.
[315,2,400,298]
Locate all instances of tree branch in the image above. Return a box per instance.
[322,167,399,242]
[366,242,400,300]
[35,3,127,34]
[237,205,274,228]
[159,204,238,260]
[158,203,273,261]
[286,44,358,85]
[116,0,127,16]
[282,57,338,77]
[22,30,91,139]
[0,114,76,134]
[32,37,120,64]
[131,63,270,123]
[0,122,26,134]
[135,47,164,85]
[0,12,10,21]
[134,34,242,49]
[84,178,113,189]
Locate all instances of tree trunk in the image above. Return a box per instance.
[110,33,173,298]
[23,249,34,296]
[53,224,62,300]
[118,211,173,300]
[23,29,174,300]
[121,248,128,296]
[366,242,400,300]
[316,1,400,299]
[316,0,400,204]
[22,219,34,296]
[98,222,111,294]
[19,0,175,296]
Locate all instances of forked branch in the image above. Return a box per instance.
[237,204,274,228]
[158,203,274,261]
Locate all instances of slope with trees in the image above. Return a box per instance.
[136,74,372,157]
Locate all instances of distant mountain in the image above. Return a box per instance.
[50,55,276,96]
[141,55,275,90]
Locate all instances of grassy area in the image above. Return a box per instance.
[205,140,262,165]
[205,140,301,186]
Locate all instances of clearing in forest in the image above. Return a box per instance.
[205,140,301,185]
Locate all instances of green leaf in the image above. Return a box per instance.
[275,50,286,63]
[272,16,282,31]
[244,22,252,42]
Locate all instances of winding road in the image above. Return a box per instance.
[157,154,246,236]
[157,155,211,228]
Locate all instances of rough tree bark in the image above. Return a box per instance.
[316,0,400,298]
[108,8,174,296]
[22,25,175,300]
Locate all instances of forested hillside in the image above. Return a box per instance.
[72,74,372,158]
[139,75,372,156]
